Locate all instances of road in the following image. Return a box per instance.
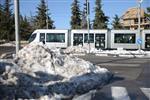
[0,46,15,56]
[75,55,150,100]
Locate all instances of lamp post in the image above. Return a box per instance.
[137,0,143,52]
[46,0,49,29]
[86,0,90,53]
[14,0,20,54]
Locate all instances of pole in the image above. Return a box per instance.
[138,1,141,51]
[14,0,20,54]
[87,0,90,53]
[46,0,48,29]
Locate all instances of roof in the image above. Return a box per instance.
[121,7,145,19]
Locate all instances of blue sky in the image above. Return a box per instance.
[18,0,150,29]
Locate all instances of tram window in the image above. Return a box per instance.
[84,34,94,43]
[29,33,36,43]
[46,33,65,42]
[40,33,45,42]
[73,34,83,46]
[114,34,135,44]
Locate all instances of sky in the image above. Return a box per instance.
[17,0,150,29]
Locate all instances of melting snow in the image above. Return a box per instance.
[64,46,150,57]
[0,43,112,99]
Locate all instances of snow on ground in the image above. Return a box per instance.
[0,41,28,47]
[64,46,150,58]
[0,42,15,47]
[0,43,112,99]
[64,45,102,54]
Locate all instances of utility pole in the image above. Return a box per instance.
[46,0,49,29]
[14,0,20,54]
[137,0,143,52]
[86,0,90,53]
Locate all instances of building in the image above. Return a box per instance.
[120,7,150,30]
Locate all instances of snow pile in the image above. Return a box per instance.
[64,45,88,54]
[107,48,131,55]
[64,45,102,54]
[96,49,148,57]
[0,43,112,99]
[0,42,15,46]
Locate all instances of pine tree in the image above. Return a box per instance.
[20,16,33,40]
[81,0,87,29]
[34,0,55,29]
[112,15,123,29]
[0,0,14,41]
[0,4,5,40]
[145,7,150,20]
[70,0,81,29]
[93,0,108,29]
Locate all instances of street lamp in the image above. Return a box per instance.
[137,0,143,52]
[46,0,49,29]
[14,0,20,54]
[86,0,90,53]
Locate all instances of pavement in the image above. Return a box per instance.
[75,55,150,100]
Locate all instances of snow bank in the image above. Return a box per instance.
[0,42,15,46]
[64,45,102,54]
[64,46,150,58]
[64,45,88,54]
[0,43,112,99]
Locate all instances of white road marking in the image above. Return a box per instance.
[98,63,139,67]
[111,86,130,100]
[140,88,150,99]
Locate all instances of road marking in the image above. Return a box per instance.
[98,63,139,67]
[111,86,130,100]
[140,88,150,99]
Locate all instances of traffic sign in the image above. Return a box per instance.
[137,38,142,44]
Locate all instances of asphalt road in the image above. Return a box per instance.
[0,46,15,56]
[76,55,150,100]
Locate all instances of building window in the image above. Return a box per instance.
[46,33,65,43]
[84,34,94,43]
[114,34,136,44]
[134,19,138,24]
[73,33,83,46]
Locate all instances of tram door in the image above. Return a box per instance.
[145,34,150,49]
[95,34,105,49]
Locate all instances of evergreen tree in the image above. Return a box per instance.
[34,0,55,29]
[81,0,87,29]
[112,15,123,29]
[70,0,81,29]
[0,0,14,41]
[145,7,150,20]
[93,0,108,29]
[0,4,5,40]
[20,16,33,40]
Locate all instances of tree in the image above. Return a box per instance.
[93,0,108,29]
[112,15,123,29]
[145,7,150,20]
[0,0,15,41]
[70,0,81,29]
[81,0,87,29]
[20,16,33,40]
[34,0,55,29]
[0,4,5,40]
